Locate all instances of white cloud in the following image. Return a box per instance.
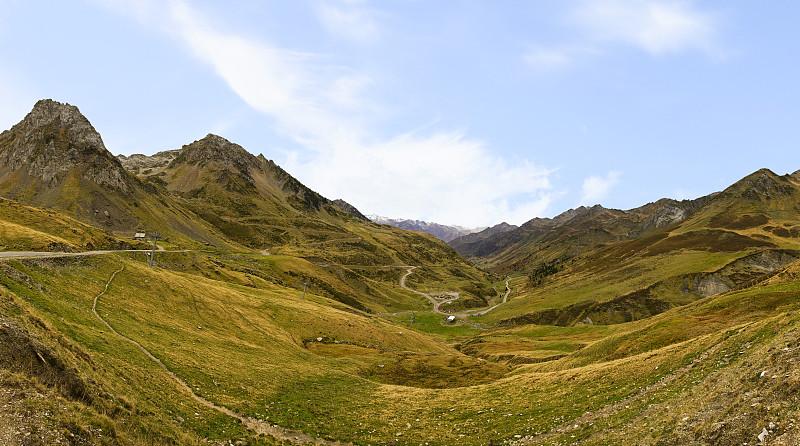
[524,46,600,73]
[293,130,555,227]
[104,0,555,227]
[580,170,621,205]
[570,0,718,55]
[525,1,722,71]
[167,0,374,145]
[314,0,380,44]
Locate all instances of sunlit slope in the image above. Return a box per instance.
[3,247,800,444]
[450,196,712,273]
[0,99,495,324]
[0,197,148,251]
[0,100,492,311]
[119,134,497,310]
[0,253,481,444]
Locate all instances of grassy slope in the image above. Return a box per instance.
[2,247,800,445]
[2,169,800,445]
[0,198,148,252]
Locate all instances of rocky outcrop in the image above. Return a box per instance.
[639,195,715,233]
[118,149,180,176]
[333,199,368,221]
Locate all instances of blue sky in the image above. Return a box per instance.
[1,1,799,227]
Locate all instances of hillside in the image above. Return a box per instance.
[456,169,800,328]
[447,221,518,257]
[3,100,800,445]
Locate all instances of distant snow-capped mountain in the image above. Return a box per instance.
[368,215,486,242]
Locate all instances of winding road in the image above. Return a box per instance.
[399,266,512,319]
[462,280,511,317]
[399,266,450,315]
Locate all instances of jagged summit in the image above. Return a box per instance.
[0,99,133,195]
[520,204,607,231]
[724,168,795,201]
[18,99,104,146]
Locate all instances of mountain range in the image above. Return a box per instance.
[1,99,800,445]
[367,215,498,242]
[0,100,490,311]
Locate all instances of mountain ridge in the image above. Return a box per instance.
[450,192,719,273]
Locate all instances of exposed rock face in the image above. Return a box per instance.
[741,170,794,200]
[0,99,133,194]
[639,195,715,233]
[746,250,798,271]
[719,168,796,202]
[697,276,731,296]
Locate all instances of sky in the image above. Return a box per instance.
[1,1,800,227]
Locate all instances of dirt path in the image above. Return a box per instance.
[0,249,182,259]
[91,261,353,446]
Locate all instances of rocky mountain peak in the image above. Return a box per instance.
[0,99,131,193]
[172,134,258,175]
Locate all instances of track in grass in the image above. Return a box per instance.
[90,259,354,446]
